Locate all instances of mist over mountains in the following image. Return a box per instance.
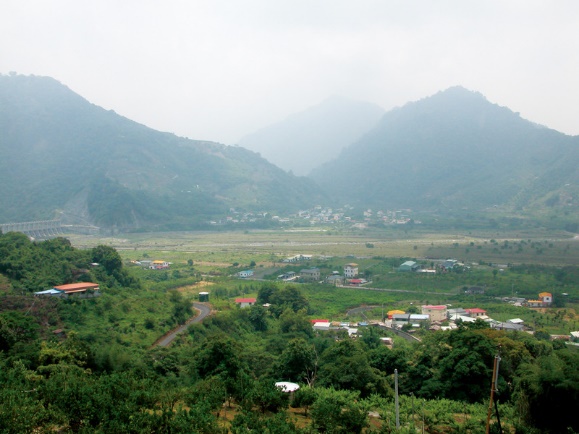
[0,74,326,229]
[238,96,384,176]
[311,86,579,213]
[1,74,577,231]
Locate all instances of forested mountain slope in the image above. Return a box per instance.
[0,74,326,229]
[310,87,579,213]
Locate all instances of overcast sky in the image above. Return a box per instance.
[2,1,578,144]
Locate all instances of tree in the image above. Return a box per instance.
[0,311,39,352]
[248,305,268,332]
[256,283,277,304]
[270,286,309,317]
[91,245,122,275]
[292,386,317,416]
[246,377,289,414]
[279,308,313,338]
[318,339,389,397]
[310,388,369,434]
[275,338,318,385]
[514,351,579,432]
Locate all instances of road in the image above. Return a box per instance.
[153,302,211,347]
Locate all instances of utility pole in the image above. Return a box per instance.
[485,346,502,434]
[411,392,415,430]
[395,369,400,430]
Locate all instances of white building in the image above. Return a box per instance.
[344,263,358,278]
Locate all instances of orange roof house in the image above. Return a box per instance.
[54,282,100,294]
[387,310,405,319]
[529,292,553,307]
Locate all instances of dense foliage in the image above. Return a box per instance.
[0,74,326,228]
[1,235,578,432]
[311,86,579,214]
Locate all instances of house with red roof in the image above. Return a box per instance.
[235,297,257,308]
[465,308,487,318]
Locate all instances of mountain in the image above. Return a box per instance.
[310,87,579,213]
[0,74,327,229]
[238,96,384,176]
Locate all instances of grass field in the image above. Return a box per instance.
[65,226,579,267]
[62,226,579,335]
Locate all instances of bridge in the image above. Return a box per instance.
[0,220,100,239]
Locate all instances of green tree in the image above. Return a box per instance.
[270,286,309,317]
[248,304,268,332]
[279,308,313,338]
[275,338,318,385]
[246,377,289,414]
[0,311,39,352]
[318,339,389,397]
[310,388,368,434]
[91,245,122,275]
[514,350,579,432]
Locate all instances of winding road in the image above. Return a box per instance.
[153,302,211,347]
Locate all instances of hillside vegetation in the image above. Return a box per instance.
[0,74,326,229]
[311,87,579,214]
[1,231,578,432]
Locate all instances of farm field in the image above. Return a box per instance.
[66,226,579,267]
[62,225,579,336]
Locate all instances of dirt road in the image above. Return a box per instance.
[153,302,211,347]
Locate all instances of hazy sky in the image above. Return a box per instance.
[2,1,578,144]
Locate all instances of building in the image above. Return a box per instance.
[399,261,419,272]
[465,286,485,294]
[278,271,297,281]
[441,259,458,270]
[528,292,553,307]
[421,305,448,322]
[54,282,100,295]
[238,270,254,278]
[491,322,524,332]
[387,309,406,319]
[344,263,359,278]
[392,313,430,325]
[465,308,487,318]
[325,274,344,285]
[300,267,320,282]
[235,297,256,308]
[283,254,312,263]
[539,292,553,306]
[149,260,169,270]
[447,308,468,318]
[313,321,331,331]
[36,282,100,298]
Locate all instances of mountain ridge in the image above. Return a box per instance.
[238,95,384,176]
[0,74,327,229]
[310,86,579,213]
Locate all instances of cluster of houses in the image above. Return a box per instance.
[131,260,170,270]
[34,282,100,298]
[275,261,365,286]
[384,304,528,332]
[208,205,421,228]
[398,259,462,274]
